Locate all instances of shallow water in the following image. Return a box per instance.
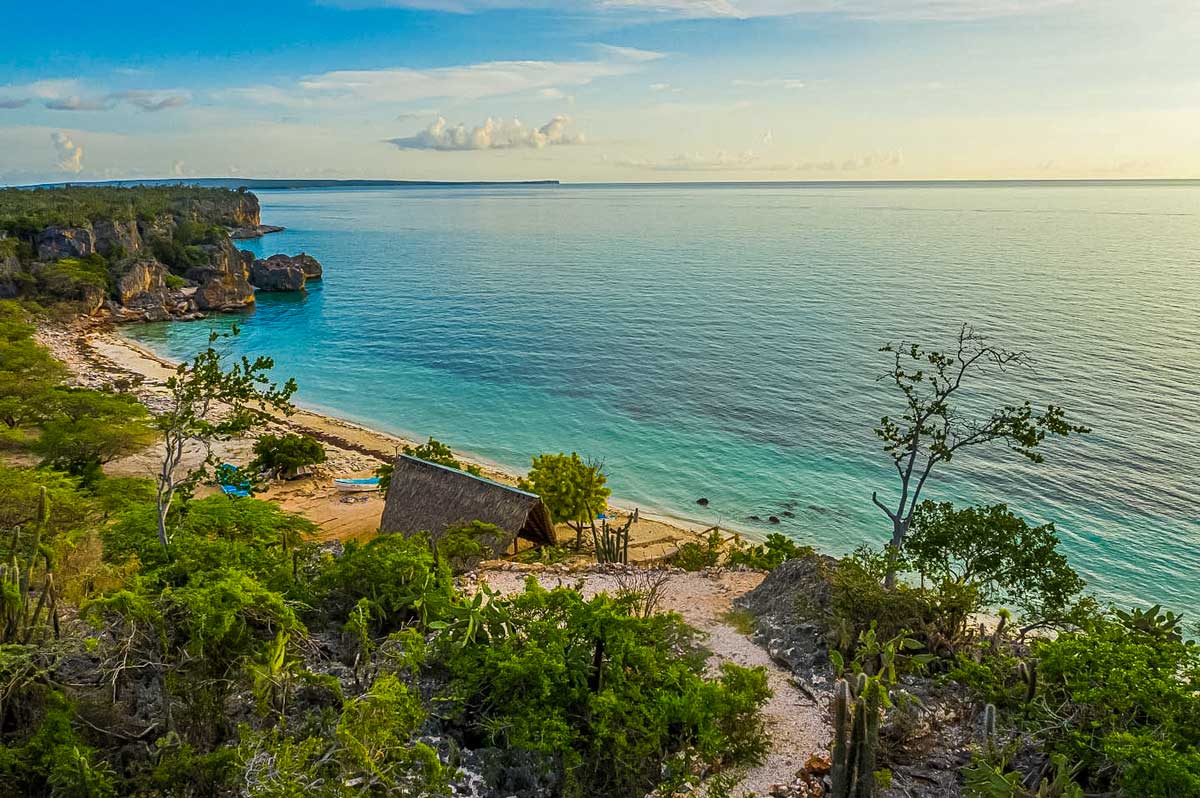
[126,182,1200,615]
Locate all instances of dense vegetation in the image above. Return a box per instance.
[0,185,252,237]
[1,264,1196,798]
[0,300,770,798]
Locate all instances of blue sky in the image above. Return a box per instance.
[1,0,1197,183]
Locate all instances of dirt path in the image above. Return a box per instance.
[473,566,828,797]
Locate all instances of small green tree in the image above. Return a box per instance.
[519,452,610,548]
[250,433,326,479]
[152,327,296,549]
[0,302,67,430]
[403,436,482,476]
[872,324,1087,583]
[905,501,1084,628]
[32,387,155,480]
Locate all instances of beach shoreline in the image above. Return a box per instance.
[39,315,721,559]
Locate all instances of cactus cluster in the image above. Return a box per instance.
[1,487,58,645]
[830,675,883,798]
[1018,659,1038,703]
[593,515,632,564]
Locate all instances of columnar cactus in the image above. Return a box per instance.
[829,677,882,798]
[1018,660,1038,703]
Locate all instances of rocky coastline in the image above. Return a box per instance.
[0,187,317,323]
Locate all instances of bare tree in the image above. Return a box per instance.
[153,327,296,549]
[871,324,1088,584]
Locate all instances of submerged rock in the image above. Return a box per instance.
[696,497,710,506]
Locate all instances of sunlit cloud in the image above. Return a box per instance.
[51,131,84,173]
[389,114,585,150]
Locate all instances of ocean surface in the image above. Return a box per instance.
[126,181,1200,615]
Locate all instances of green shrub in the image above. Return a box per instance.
[442,579,770,798]
[727,532,814,570]
[1029,611,1200,796]
[315,533,455,633]
[250,433,326,478]
[673,528,724,571]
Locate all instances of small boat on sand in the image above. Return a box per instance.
[334,477,381,493]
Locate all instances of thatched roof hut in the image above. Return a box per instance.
[379,455,557,555]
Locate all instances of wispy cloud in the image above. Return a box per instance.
[0,79,190,112]
[732,78,806,89]
[51,131,84,173]
[617,148,902,172]
[389,114,584,150]
[232,46,663,110]
[323,0,1076,21]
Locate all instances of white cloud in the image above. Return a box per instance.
[0,79,190,112]
[591,43,667,62]
[323,0,1077,21]
[537,87,567,99]
[389,114,585,150]
[51,131,84,173]
[171,159,186,176]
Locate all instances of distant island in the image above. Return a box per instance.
[17,177,561,190]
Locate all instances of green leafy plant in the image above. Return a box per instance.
[250,433,326,479]
[519,451,610,547]
[727,532,815,570]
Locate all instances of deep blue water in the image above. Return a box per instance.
[126,182,1200,615]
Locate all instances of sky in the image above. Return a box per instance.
[0,0,1198,184]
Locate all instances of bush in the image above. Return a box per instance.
[906,502,1084,626]
[250,433,326,478]
[673,528,724,571]
[315,533,455,633]
[727,532,814,570]
[442,579,770,798]
[1029,610,1200,796]
[32,387,155,480]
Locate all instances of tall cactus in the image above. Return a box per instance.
[829,677,883,798]
[1018,660,1038,703]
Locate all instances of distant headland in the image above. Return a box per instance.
[17,178,561,190]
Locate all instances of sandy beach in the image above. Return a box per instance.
[39,316,717,560]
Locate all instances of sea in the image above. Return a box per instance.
[125,181,1200,616]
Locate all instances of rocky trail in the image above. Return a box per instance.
[471,565,830,797]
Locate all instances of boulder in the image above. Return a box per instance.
[35,226,95,261]
[256,252,322,280]
[93,219,142,257]
[186,239,255,311]
[250,255,307,292]
[114,259,174,319]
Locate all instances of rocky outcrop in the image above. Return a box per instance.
[93,219,143,257]
[0,251,23,299]
[230,224,285,239]
[172,191,260,228]
[250,257,306,292]
[186,240,255,311]
[249,253,323,291]
[35,227,95,261]
[137,213,177,242]
[112,259,178,320]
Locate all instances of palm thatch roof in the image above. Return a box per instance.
[379,454,557,555]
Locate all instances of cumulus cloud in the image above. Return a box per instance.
[389,114,585,151]
[171,160,186,177]
[51,131,84,173]
[0,97,29,109]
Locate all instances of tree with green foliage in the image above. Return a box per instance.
[250,433,326,479]
[32,387,155,481]
[375,436,481,496]
[152,326,296,549]
[905,501,1084,628]
[871,325,1088,583]
[0,302,67,430]
[519,451,610,547]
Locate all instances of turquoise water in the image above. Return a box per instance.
[126,182,1200,615]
